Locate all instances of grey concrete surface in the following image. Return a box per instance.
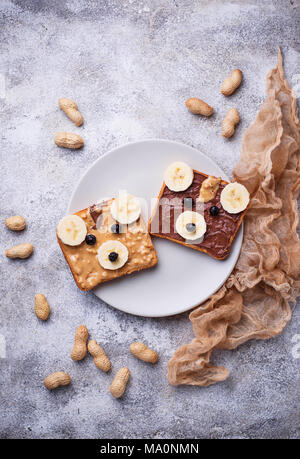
[0,0,299,439]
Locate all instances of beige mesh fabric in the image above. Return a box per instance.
[168,48,300,387]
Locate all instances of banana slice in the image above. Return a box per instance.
[220,182,250,214]
[110,193,141,225]
[175,211,206,241]
[97,240,129,270]
[57,215,87,246]
[164,161,194,192]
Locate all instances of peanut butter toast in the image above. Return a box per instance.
[57,195,157,291]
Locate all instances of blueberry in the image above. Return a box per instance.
[85,234,96,245]
[209,206,219,216]
[184,197,193,208]
[111,223,120,234]
[186,223,196,233]
[108,251,118,262]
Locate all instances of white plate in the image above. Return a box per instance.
[68,139,242,317]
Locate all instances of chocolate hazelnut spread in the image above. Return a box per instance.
[149,171,244,259]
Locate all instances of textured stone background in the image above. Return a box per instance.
[0,0,299,439]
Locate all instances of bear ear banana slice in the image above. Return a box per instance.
[176,211,206,241]
[220,182,249,214]
[57,215,87,246]
[97,240,129,270]
[110,193,141,225]
[164,161,194,192]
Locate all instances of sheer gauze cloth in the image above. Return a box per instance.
[168,48,300,387]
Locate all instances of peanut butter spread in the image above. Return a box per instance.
[58,200,157,291]
[198,176,221,202]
